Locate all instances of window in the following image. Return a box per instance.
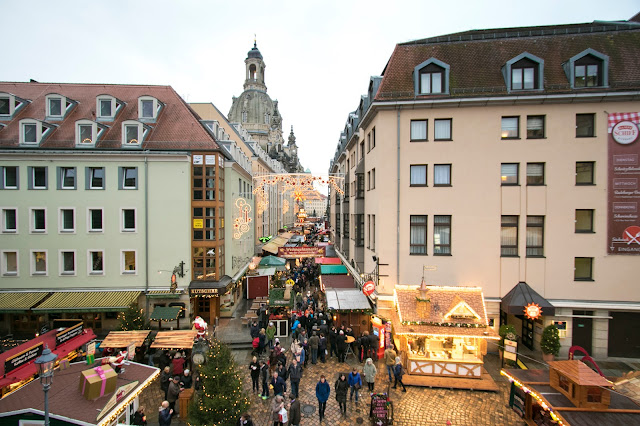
[355,214,364,247]
[59,208,75,233]
[576,114,595,137]
[89,251,104,275]
[574,257,593,280]
[122,209,136,232]
[371,215,376,250]
[100,99,112,117]
[87,167,105,189]
[45,94,75,119]
[434,164,451,186]
[356,174,364,198]
[31,208,46,233]
[0,92,28,118]
[371,168,375,189]
[60,251,76,275]
[96,95,124,121]
[576,162,595,185]
[501,117,519,139]
[28,166,48,190]
[79,124,93,143]
[434,119,452,140]
[410,120,427,141]
[0,96,9,115]
[75,120,107,146]
[512,66,534,90]
[371,127,376,150]
[566,49,609,89]
[58,167,76,189]
[575,63,599,88]
[48,98,62,117]
[141,100,154,118]
[88,208,103,232]
[587,387,602,403]
[119,167,138,189]
[526,163,544,185]
[410,215,427,255]
[138,96,163,121]
[31,250,47,275]
[121,121,148,146]
[19,119,54,145]
[505,54,543,91]
[526,216,544,257]
[501,163,519,185]
[343,214,349,238]
[1,166,18,189]
[433,215,451,255]
[410,165,427,186]
[192,161,216,201]
[501,216,518,256]
[360,141,365,159]
[575,209,594,233]
[2,208,17,233]
[125,124,139,144]
[1,251,18,276]
[558,375,570,392]
[122,250,137,274]
[367,171,371,190]
[527,116,545,139]
[193,246,217,281]
[193,207,216,240]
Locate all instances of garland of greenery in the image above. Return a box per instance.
[401,321,487,328]
[415,297,431,303]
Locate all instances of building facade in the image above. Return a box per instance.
[329,17,640,359]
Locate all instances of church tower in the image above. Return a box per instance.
[244,41,267,92]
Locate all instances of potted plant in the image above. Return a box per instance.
[540,324,561,362]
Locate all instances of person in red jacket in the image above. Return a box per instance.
[172,352,185,376]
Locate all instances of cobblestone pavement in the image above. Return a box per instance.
[138,348,524,426]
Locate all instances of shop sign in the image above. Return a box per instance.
[523,303,542,320]
[607,113,640,255]
[190,288,219,295]
[362,280,376,296]
[4,342,43,375]
[277,246,325,258]
[56,323,83,347]
[504,339,517,361]
[193,219,204,229]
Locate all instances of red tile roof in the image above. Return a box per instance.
[377,23,640,101]
[0,82,218,150]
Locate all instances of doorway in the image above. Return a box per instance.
[572,310,593,355]
[521,316,534,350]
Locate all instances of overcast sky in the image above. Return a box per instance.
[3,1,638,175]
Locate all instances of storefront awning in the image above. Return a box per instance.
[150,306,182,321]
[150,330,198,349]
[101,330,151,348]
[146,290,182,299]
[501,281,555,316]
[0,292,50,312]
[320,274,355,291]
[189,275,233,297]
[315,257,342,265]
[32,291,141,313]
[320,264,348,275]
[325,289,372,311]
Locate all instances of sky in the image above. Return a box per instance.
[3,1,639,175]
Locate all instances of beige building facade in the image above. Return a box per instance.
[329,18,640,359]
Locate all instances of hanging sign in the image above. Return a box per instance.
[523,303,542,320]
[4,342,43,374]
[362,280,376,297]
[504,339,517,361]
[56,323,84,347]
[277,247,325,258]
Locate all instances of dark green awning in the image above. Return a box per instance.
[150,306,182,321]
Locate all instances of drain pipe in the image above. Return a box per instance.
[144,154,150,319]
[396,107,401,286]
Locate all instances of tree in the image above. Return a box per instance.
[540,324,561,356]
[189,339,251,426]
[117,302,148,331]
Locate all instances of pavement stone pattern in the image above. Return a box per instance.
[139,348,525,425]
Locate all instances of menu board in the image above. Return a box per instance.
[56,323,83,347]
[509,382,526,418]
[370,394,389,425]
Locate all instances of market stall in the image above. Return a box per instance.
[319,274,355,292]
[391,283,499,386]
[314,257,342,265]
[246,267,275,299]
[150,330,198,350]
[325,288,373,336]
[149,306,183,330]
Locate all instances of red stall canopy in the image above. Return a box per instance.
[314,257,342,265]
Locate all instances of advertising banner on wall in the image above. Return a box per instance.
[608,112,640,255]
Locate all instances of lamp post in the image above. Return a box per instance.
[35,345,58,426]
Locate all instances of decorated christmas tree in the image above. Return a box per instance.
[188,339,251,426]
[116,302,148,331]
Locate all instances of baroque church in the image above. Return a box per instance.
[228,42,304,173]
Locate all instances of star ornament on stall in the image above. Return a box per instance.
[293,190,306,202]
[524,303,542,320]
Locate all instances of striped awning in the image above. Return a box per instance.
[33,291,141,313]
[0,292,49,312]
[145,290,182,299]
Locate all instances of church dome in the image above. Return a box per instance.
[247,42,263,60]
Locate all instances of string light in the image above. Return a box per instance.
[501,370,566,425]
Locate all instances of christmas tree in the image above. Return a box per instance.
[188,339,251,426]
[116,302,148,331]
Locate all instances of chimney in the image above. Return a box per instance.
[416,279,431,318]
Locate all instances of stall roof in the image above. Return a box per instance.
[0,292,49,312]
[32,291,140,313]
[320,264,348,275]
[325,289,372,311]
[548,360,612,387]
[314,257,342,265]
[254,267,276,276]
[150,306,182,321]
[100,331,151,349]
[0,360,159,426]
[320,274,355,291]
[145,290,182,299]
[501,281,555,316]
[260,255,287,266]
[150,330,198,349]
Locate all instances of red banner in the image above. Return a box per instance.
[277,247,325,258]
[608,112,640,254]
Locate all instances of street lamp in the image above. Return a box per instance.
[35,345,58,426]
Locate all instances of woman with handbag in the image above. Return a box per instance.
[393,357,407,392]
[271,394,285,426]
[335,373,349,415]
[348,367,362,403]
[362,358,377,392]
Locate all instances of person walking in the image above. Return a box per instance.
[271,394,285,426]
[315,375,330,422]
[158,401,173,426]
[336,330,347,363]
[270,371,287,397]
[288,394,301,426]
[258,329,267,356]
[309,331,320,364]
[348,367,363,403]
[249,356,260,393]
[266,322,276,349]
[362,357,377,392]
[318,333,327,363]
[260,360,270,400]
[384,344,397,383]
[393,357,407,392]
[287,358,303,398]
[335,373,349,415]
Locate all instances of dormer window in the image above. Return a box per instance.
[413,58,450,96]
[564,48,609,89]
[75,120,107,146]
[138,96,163,121]
[45,94,76,120]
[503,52,544,92]
[19,119,55,145]
[0,93,30,120]
[121,120,150,147]
[96,95,125,121]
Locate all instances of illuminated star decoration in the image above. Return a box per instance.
[524,303,542,320]
[233,198,252,239]
[293,190,306,203]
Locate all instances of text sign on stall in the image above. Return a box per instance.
[277,247,325,258]
[504,339,517,361]
[87,341,96,356]
[56,323,83,347]
[509,382,526,418]
[4,342,43,375]
[370,394,389,425]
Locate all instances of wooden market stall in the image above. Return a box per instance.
[149,306,182,330]
[391,283,500,390]
[150,330,198,350]
[100,330,151,349]
[502,360,640,425]
[325,288,373,337]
